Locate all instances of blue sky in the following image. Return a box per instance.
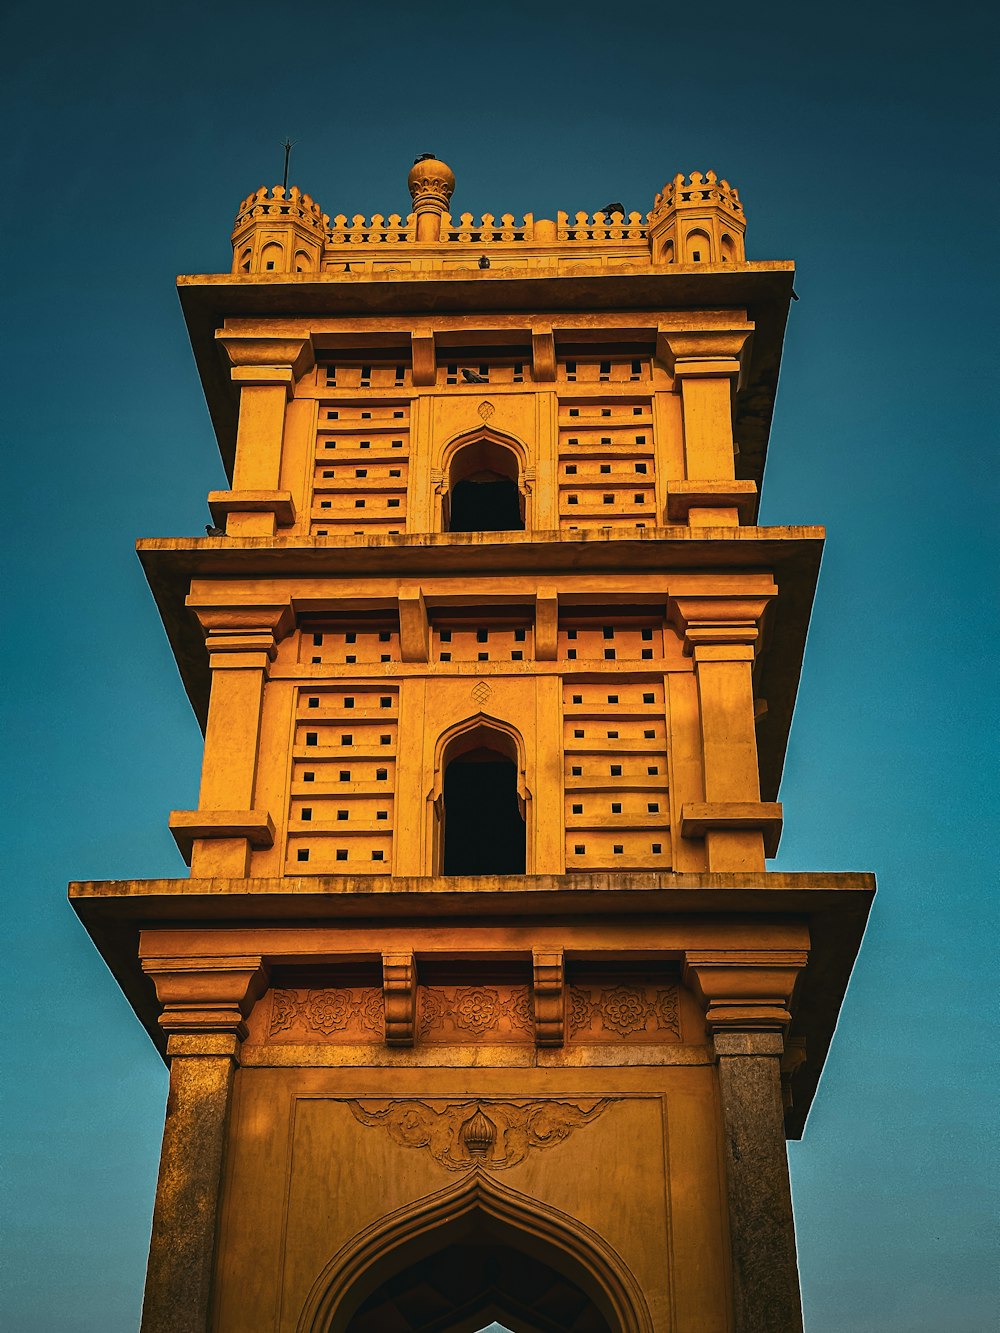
[2,2,996,1329]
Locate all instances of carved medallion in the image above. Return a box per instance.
[478,399,495,421]
[471,680,493,706]
[345,1097,613,1171]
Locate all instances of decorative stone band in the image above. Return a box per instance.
[207,489,296,528]
[168,810,275,865]
[140,954,267,1041]
[680,801,783,857]
[684,948,809,1038]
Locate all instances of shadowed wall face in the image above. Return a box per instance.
[442,748,526,875]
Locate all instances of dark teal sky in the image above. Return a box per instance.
[2,2,996,1329]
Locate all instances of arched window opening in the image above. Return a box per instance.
[441,727,525,875]
[720,233,736,263]
[684,228,710,264]
[345,1238,612,1332]
[447,439,524,533]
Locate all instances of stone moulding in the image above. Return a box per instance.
[344,1097,614,1172]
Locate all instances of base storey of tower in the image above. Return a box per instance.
[70,871,871,1333]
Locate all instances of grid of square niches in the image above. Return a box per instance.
[556,355,651,385]
[563,679,670,871]
[558,400,656,533]
[313,403,410,537]
[286,687,398,874]
[431,616,533,663]
[297,624,400,666]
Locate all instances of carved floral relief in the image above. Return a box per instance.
[419,985,532,1042]
[569,984,681,1041]
[345,1097,613,1171]
[267,988,384,1041]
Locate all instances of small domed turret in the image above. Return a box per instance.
[648,170,747,266]
[408,154,455,241]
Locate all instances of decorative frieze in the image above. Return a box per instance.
[345,1097,614,1171]
[569,983,681,1041]
[267,987,384,1041]
[419,985,532,1042]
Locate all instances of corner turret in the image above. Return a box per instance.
[648,171,746,264]
[230,185,329,275]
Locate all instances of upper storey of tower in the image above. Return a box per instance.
[178,158,795,495]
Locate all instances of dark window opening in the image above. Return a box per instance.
[449,475,522,532]
[442,745,525,875]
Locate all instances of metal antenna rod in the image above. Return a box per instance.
[281,138,294,190]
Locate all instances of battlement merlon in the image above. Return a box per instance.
[231,160,750,275]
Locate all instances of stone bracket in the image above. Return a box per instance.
[684,948,808,1037]
[667,591,776,656]
[680,801,783,857]
[216,333,315,381]
[534,588,559,661]
[382,953,416,1046]
[532,949,565,1046]
[411,332,436,386]
[186,597,296,643]
[168,810,276,865]
[208,489,296,527]
[531,327,556,381]
[398,586,429,662]
[140,953,267,1040]
[665,480,758,524]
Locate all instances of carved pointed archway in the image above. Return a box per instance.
[297,1171,653,1333]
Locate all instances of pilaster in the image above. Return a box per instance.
[138,955,266,1333]
[659,327,756,526]
[684,948,808,1333]
[170,601,293,876]
[670,591,780,870]
[214,335,314,536]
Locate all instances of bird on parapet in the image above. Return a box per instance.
[478,254,490,269]
[205,524,226,537]
[461,368,488,384]
[601,201,626,217]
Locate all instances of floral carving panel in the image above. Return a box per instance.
[568,984,681,1042]
[419,985,532,1043]
[345,1097,613,1171]
[267,987,384,1042]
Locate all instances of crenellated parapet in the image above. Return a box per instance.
[648,171,747,265]
[229,159,749,275]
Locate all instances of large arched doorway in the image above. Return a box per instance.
[298,1174,653,1333]
[446,438,525,533]
[438,723,526,875]
[346,1237,611,1332]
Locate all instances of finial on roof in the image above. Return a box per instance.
[407,154,455,242]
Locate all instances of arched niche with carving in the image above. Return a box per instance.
[427,714,531,875]
[439,427,530,533]
[296,1171,654,1333]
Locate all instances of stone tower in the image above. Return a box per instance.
[72,155,874,1333]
